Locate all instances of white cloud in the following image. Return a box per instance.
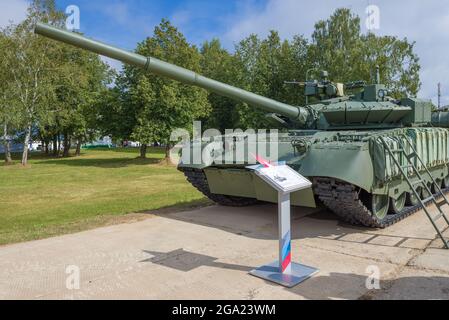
[0,0,28,28]
[100,56,123,72]
[102,2,131,26]
[171,10,191,27]
[98,1,154,36]
[222,0,449,105]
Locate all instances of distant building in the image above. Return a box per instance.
[83,136,114,149]
[0,137,41,153]
[123,141,141,148]
[0,143,23,153]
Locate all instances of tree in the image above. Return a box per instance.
[309,8,420,97]
[233,34,264,129]
[200,39,242,131]
[309,8,364,83]
[5,0,65,165]
[49,43,111,157]
[281,35,311,105]
[95,82,136,145]
[0,29,19,164]
[234,32,310,129]
[360,34,420,98]
[3,0,110,162]
[125,19,210,160]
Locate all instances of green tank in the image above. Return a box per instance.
[35,23,449,228]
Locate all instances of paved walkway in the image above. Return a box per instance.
[1,204,448,300]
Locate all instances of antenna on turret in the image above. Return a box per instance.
[438,83,442,110]
[376,65,380,84]
[320,70,329,81]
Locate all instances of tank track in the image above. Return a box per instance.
[179,168,259,207]
[180,168,448,228]
[313,177,449,228]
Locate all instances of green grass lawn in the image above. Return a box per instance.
[0,148,209,245]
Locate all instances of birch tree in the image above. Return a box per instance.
[0,27,22,164]
[0,34,12,164]
[5,0,64,165]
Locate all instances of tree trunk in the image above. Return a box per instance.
[57,134,61,157]
[63,133,71,158]
[75,139,82,157]
[41,134,49,155]
[164,143,174,165]
[52,135,58,157]
[21,125,31,166]
[165,144,170,160]
[3,123,12,165]
[39,134,45,154]
[140,144,147,159]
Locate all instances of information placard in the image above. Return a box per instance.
[254,165,312,194]
[249,163,318,287]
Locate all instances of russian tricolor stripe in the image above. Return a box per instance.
[281,232,291,272]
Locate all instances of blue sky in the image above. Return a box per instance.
[54,0,266,51]
[2,0,449,106]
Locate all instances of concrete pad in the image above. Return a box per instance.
[410,248,449,273]
[398,238,431,250]
[369,267,449,300]
[0,204,447,300]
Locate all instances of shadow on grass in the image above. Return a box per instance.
[107,147,166,154]
[2,148,166,167]
[34,157,163,168]
[5,152,52,162]
[0,197,212,246]
[82,146,166,156]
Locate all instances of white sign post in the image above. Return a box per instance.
[249,164,319,288]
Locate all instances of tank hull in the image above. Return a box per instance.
[179,127,449,227]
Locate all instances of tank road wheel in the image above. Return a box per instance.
[422,183,432,200]
[371,194,390,220]
[389,193,406,214]
[180,168,259,207]
[432,179,443,194]
[444,175,449,189]
[406,187,422,206]
[314,178,427,229]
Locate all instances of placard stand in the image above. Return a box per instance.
[248,164,319,288]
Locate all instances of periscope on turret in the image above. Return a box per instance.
[35,23,449,228]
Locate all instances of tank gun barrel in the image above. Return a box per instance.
[34,23,303,120]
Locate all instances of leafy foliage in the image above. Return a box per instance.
[1,0,110,163]
[1,6,422,163]
[234,32,310,129]
[200,39,241,131]
[120,20,210,157]
[309,8,420,98]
